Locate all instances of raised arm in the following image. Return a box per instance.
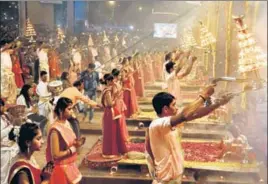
[176,56,197,79]
[170,85,215,127]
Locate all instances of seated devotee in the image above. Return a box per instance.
[8,123,54,184]
[0,98,19,184]
[100,74,127,158]
[58,79,99,138]
[165,55,197,106]
[16,84,47,135]
[60,71,72,90]
[145,85,233,184]
[46,97,85,184]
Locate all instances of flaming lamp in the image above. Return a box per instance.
[233,15,267,73]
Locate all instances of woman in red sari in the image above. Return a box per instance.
[121,57,139,118]
[11,53,24,88]
[101,74,127,157]
[8,123,54,184]
[133,56,145,97]
[46,97,85,184]
[111,69,129,143]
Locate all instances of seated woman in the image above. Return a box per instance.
[0,98,19,184]
[8,123,54,184]
[16,84,47,135]
[46,97,85,184]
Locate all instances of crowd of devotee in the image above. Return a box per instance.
[0,31,234,184]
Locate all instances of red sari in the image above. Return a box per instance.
[46,122,82,184]
[134,62,145,97]
[112,81,129,142]
[122,69,139,118]
[48,50,61,80]
[101,86,127,156]
[11,54,24,88]
[8,158,41,184]
[153,55,163,81]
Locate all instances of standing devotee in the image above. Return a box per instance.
[100,74,128,157]
[8,123,54,184]
[121,57,139,118]
[46,97,85,184]
[36,71,53,126]
[60,71,72,90]
[71,45,82,74]
[112,69,129,142]
[48,47,61,80]
[145,53,156,84]
[11,48,24,88]
[146,86,233,184]
[59,80,99,138]
[80,63,100,123]
[165,55,197,105]
[68,62,78,85]
[0,44,17,104]
[133,55,145,97]
[94,56,104,79]
[0,99,19,184]
[37,44,50,81]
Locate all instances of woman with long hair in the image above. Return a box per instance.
[60,71,72,90]
[101,74,127,157]
[8,123,54,184]
[121,57,139,118]
[16,84,48,135]
[111,69,129,143]
[46,97,85,184]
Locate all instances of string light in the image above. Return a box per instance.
[181,28,197,51]
[57,26,65,44]
[25,18,36,42]
[199,21,216,47]
[233,15,267,73]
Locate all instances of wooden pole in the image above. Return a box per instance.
[224,1,233,89]
[212,1,220,78]
[205,10,210,72]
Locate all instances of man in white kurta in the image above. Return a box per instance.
[146,87,233,184]
[36,71,53,129]
[149,117,184,184]
[37,48,50,81]
[165,55,197,106]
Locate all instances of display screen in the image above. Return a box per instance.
[153,23,177,38]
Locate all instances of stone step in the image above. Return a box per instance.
[145,82,203,91]
[80,123,231,140]
[80,165,196,184]
[126,116,228,130]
